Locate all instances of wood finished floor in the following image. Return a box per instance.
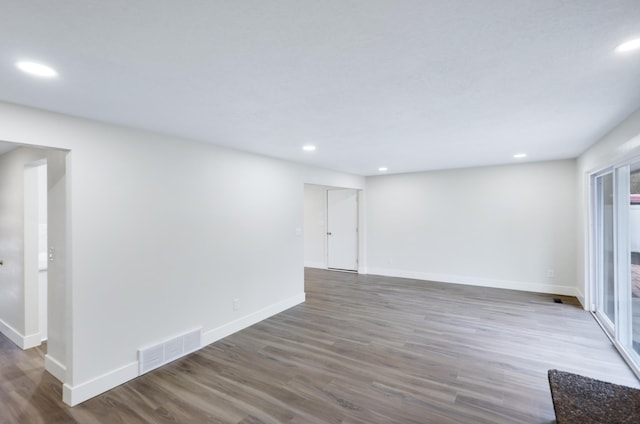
[2,268,638,423]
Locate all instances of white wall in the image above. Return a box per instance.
[577,107,640,308]
[0,101,365,406]
[45,150,69,382]
[304,184,327,268]
[365,160,577,295]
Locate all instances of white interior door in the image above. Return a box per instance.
[327,189,358,271]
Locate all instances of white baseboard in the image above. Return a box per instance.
[306,263,368,274]
[23,332,42,349]
[304,261,326,269]
[62,293,306,407]
[0,318,42,350]
[367,268,579,297]
[575,288,586,310]
[203,293,305,346]
[0,319,23,348]
[63,361,138,406]
[45,354,67,382]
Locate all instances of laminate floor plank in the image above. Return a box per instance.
[1,268,638,423]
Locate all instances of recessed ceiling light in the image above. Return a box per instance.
[302,145,316,152]
[16,61,58,78]
[615,38,640,53]
[378,167,388,172]
[513,153,527,159]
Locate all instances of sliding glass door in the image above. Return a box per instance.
[593,163,640,375]
[629,164,640,356]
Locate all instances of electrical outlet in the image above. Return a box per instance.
[233,298,240,311]
[546,269,555,279]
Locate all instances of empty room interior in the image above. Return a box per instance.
[1,1,640,423]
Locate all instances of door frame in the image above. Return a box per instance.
[326,188,359,272]
[591,168,616,335]
[589,157,640,379]
[23,159,48,348]
[0,143,72,396]
[302,184,366,274]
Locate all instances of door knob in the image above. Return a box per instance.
[0,260,3,266]
[327,232,332,236]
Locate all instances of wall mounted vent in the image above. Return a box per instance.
[138,328,202,375]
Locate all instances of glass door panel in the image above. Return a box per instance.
[597,172,616,327]
[630,165,640,355]
[592,164,640,378]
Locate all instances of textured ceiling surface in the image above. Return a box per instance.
[1,1,640,175]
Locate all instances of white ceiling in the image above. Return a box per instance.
[1,1,639,175]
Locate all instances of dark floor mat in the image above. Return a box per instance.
[548,369,640,423]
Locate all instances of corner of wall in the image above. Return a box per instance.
[45,353,68,382]
[304,261,326,269]
[574,287,587,311]
[62,361,138,406]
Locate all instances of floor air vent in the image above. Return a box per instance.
[138,328,202,375]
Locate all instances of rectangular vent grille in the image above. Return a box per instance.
[138,328,202,375]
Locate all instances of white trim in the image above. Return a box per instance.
[202,293,305,346]
[0,318,42,349]
[61,293,305,407]
[23,332,42,349]
[367,268,578,296]
[303,261,326,269]
[357,190,367,277]
[611,338,640,381]
[0,319,23,348]
[45,354,67,382]
[575,288,586,310]
[592,312,640,381]
[586,171,600,315]
[326,188,359,271]
[63,361,138,406]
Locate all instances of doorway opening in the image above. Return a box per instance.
[303,184,363,273]
[0,143,71,393]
